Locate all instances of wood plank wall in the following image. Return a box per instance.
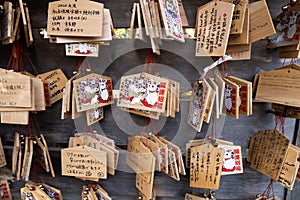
[1,0,299,199]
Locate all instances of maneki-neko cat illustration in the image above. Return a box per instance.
[118,73,168,113]
[73,74,113,112]
[79,78,109,106]
[268,7,300,46]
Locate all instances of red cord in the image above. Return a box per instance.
[141,118,150,134]
[150,120,159,136]
[85,59,95,73]
[143,49,156,74]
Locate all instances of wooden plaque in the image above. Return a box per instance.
[228,7,250,45]
[255,68,300,107]
[185,139,204,168]
[12,133,20,174]
[32,78,46,111]
[121,107,160,120]
[40,134,55,177]
[150,135,169,174]
[227,43,252,61]
[279,50,300,58]
[1,1,13,41]
[208,78,220,118]
[136,162,155,199]
[187,80,211,132]
[158,0,185,42]
[74,132,115,148]
[0,137,6,168]
[177,0,188,27]
[223,77,239,119]
[167,150,180,181]
[56,8,113,43]
[272,103,300,119]
[137,2,147,42]
[0,77,43,112]
[0,180,12,200]
[277,147,299,190]
[86,107,104,126]
[218,144,243,175]
[278,43,300,53]
[0,72,31,108]
[268,2,300,48]
[139,136,161,171]
[43,81,51,107]
[186,139,234,169]
[214,73,225,114]
[35,136,50,172]
[1,111,29,125]
[250,129,290,181]
[127,137,155,178]
[249,0,275,43]
[185,193,206,200]
[43,183,63,200]
[37,69,68,105]
[129,3,137,40]
[190,143,224,189]
[61,145,107,179]
[195,1,234,56]
[73,73,113,112]
[66,43,99,57]
[118,73,168,113]
[222,0,248,35]
[79,135,115,175]
[131,138,155,199]
[21,137,33,181]
[94,187,112,200]
[47,0,104,37]
[139,0,150,36]
[25,6,33,47]
[227,76,252,115]
[203,80,216,123]
[71,87,82,119]
[158,136,186,176]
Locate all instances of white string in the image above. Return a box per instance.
[202,55,232,78]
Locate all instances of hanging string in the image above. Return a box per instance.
[6,54,13,70]
[30,115,38,137]
[7,43,19,71]
[33,163,40,183]
[210,115,216,139]
[23,47,39,75]
[143,49,156,74]
[141,118,150,135]
[76,58,85,72]
[203,58,214,80]
[27,114,32,137]
[85,59,95,73]
[282,58,287,67]
[275,114,285,135]
[291,58,296,64]
[33,115,42,135]
[150,120,160,136]
[221,56,231,77]
[84,119,89,134]
[143,50,150,73]
[6,42,39,74]
[261,179,275,199]
[76,58,95,76]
